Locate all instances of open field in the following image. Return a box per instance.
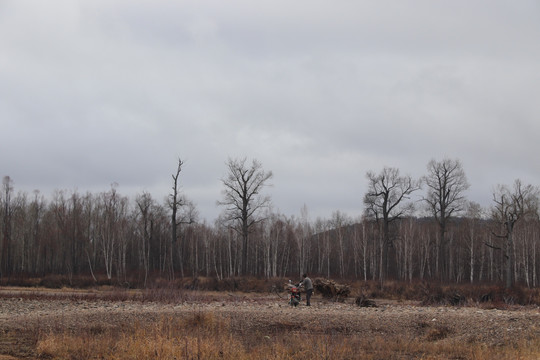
[1,287,540,359]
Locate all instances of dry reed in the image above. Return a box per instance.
[36,311,540,360]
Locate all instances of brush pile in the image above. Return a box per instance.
[313,278,350,300]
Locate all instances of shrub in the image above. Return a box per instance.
[39,275,64,289]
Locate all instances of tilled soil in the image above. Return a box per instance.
[1,290,540,359]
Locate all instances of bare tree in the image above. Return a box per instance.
[218,157,273,275]
[168,158,196,279]
[95,184,129,281]
[28,190,45,275]
[491,179,539,288]
[464,201,484,283]
[396,217,417,281]
[423,158,469,279]
[295,205,311,277]
[1,176,14,277]
[363,167,420,280]
[135,191,154,287]
[329,211,351,278]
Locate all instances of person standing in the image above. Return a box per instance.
[299,273,313,306]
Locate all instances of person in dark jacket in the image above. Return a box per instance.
[299,273,313,306]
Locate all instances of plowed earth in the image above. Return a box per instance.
[1,288,540,359]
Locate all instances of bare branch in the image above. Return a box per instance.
[217,157,273,275]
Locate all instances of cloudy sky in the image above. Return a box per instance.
[1,1,539,221]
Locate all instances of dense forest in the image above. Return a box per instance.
[1,157,539,288]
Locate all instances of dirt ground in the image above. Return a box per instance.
[1,288,540,359]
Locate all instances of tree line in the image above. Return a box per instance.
[1,157,539,288]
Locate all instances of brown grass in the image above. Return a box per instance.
[6,274,540,307]
[35,311,540,360]
[347,280,540,307]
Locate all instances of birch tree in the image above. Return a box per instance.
[464,201,483,283]
[94,184,128,281]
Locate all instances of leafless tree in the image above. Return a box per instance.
[295,205,311,277]
[95,184,128,280]
[169,158,184,278]
[218,158,273,275]
[168,158,198,279]
[135,191,154,287]
[261,213,287,278]
[396,217,417,282]
[463,201,484,283]
[329,211,351,278]
[27,190,45,274]
[491,179,539,288]
[364,167,420,280]
[423,158,469,279]
[1,176,14,277]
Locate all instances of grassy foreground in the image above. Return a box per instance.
[36,311,540,360]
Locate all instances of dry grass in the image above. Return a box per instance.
[348,280,540,307]
[6,275,540,307]
[0,285,228,305]
[35,311,540,360]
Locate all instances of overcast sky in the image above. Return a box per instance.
[1,1,540,222]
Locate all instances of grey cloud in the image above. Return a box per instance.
[2,0,540,221]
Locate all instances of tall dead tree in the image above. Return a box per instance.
[491,179,539,288]
[218,158,272,275]
[363,167,420,281]
[169,158,196,279]
[423,158,469,280]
